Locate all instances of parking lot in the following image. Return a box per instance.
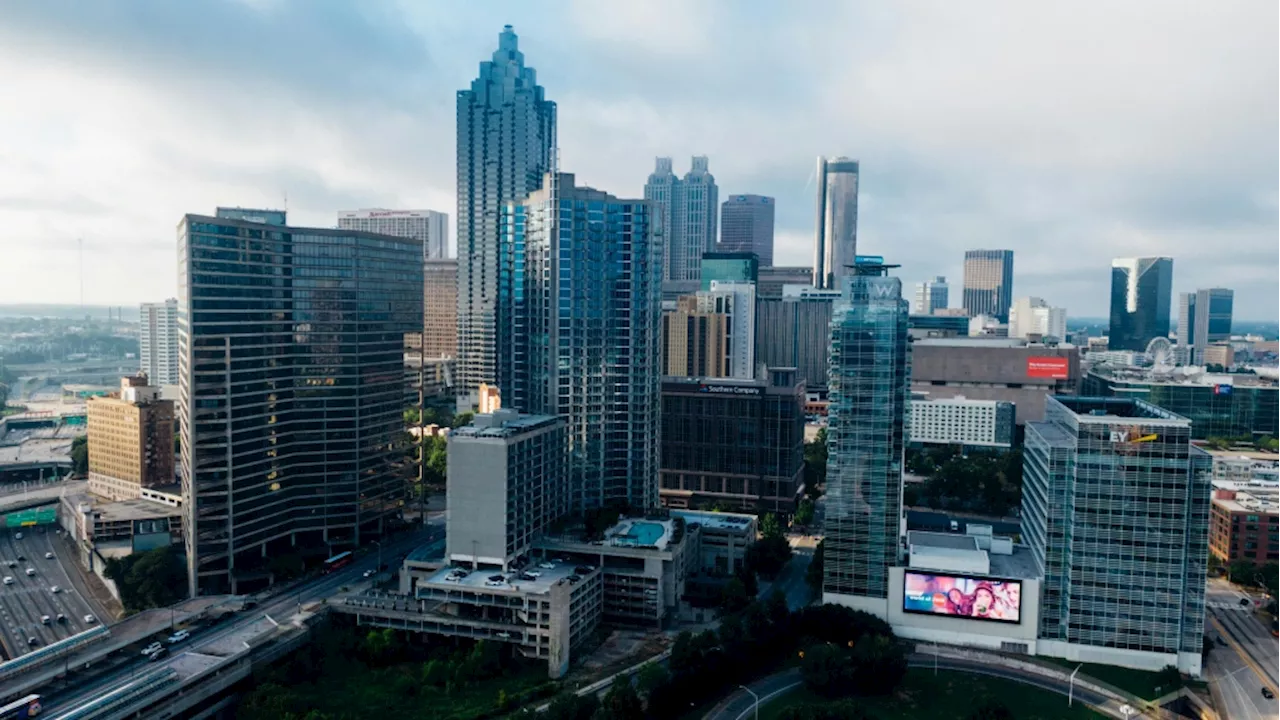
[0,527,98,657]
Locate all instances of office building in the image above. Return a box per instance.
[1024,396,1208,674]
[812,157,860,289]
[87,374,175,502]
[670,509,758,576]
[757,266,813,298]
[755,285,842,392]
[139,299,179,387]
[1208,452,1280,485]
[700,252,759,291]
[968,314,1007,338]
[910,338,1081,424]
[447,411,566,570]
[719,195,775,265]
[823,258,910,613]
[912,276,949,315]
[213,207,287,225]
[421,259,458,359]
[1108,257,1173,352]
[645,156,718,284]
[1082,366,1278,440]
[1202,344,1235,368]
[1178,288,1234,364]
[907,314,970,339]
[910,397,1015,449]
[660,370,806,513]
[1208,488,1278,565]
[178,211,423,596]
[962,250,1014,322]
[1008,297,1067,340]
[662,287,754,379]
[500,173,661,512]
[457,25,556,401]
[338,209,448,261]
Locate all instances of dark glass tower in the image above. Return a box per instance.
[822,259,910,608]
[1109,257,1173,352]
[178,213,422,596]
[962,249,1014,321]
[457,25,556,403]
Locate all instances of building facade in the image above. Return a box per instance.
[663,300,731,379]
[755,286,841,392]
[911,276,949,315]
[1024,396,1208,674]
[660,370,806,513]
[87,374,175,502]
[457,25,556,402]
[700,252,759,291]
[823,260,910,613]
[1208,489,1278,564]
[447,411,566,570]
[962,250,1014,322]
[139,299,179,386]
[422,259,458,359]
[910,338,1081,424]
[178,211,423,596]
[757,266,813,298]
[1109,257,1173,352]
[645,156,718,284]
[500,173,662,512]
[1177,288,1233,365]
[909,397,1015,449]
[719,195,775,265]
[1082,367,1278,440]
[907,314,969,339]
[338,209,448,261]
[813,157,860,290]
[1008,297,1067,340]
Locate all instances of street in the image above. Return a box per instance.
[756,535,816,610]
[1204,579,1278,720]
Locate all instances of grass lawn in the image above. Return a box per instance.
[1037,657,1172,700]
[760,669,1104,720]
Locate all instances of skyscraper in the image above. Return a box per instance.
[911,276,948,315]
[139,299,179,386]
[719,194,775,265]
[962,250,1014,322]
[500,173,661,512]
[812,157,859,289]
[1024,396,1209,674]
[457,25,556,403]
[422,260,458,359]
[337,209,448,260]
[645,157,718,285]
[1109,257,1173,352]
[822,258,910,613]
[1177,288,1233,364]
[662,283,756,379]
[178,211,423,596]
[1008,296,1067,340]
[755,285,842,392]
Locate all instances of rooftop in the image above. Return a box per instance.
[670,509,756,533]
[908,531,980,551]
[420,558,589,596]
[75,494,180,522]
[451,410,561,440]
[914,337,1076,349]
[1212,491,1278,515]
[1053,396,1189,424]
[1089,365,1279,389]
[989,547,1042,580]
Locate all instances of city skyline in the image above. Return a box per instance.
[0,3,1276,319]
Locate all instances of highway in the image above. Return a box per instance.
[37,526,438,715]
[0,527,97,657]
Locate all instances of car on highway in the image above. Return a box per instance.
[538,562,555,570]
[5,560,14,568]
[27,637,37,647]
[16,555,24,562]
[44,552,53,559]
[49,586,60,594]
[147,647,169,662]
[168,630,191,644]
[1263,688,1275,700]
[141,642,163,656]
[24,568,34,576]
[2,577,11,585]
[14,532,21,540]
[84,615,96,624]
[362,569,375,578]
[56,614,65,623]
[40,616,50,625]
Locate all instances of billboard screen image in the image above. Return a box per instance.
[1026,356,1069,379]
[903,572,1022,624]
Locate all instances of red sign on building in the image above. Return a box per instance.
[1026,356,1069,379]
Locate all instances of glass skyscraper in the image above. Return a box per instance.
[178,212,422,596]
[822,259,909,609]
[962,249,1014,322]
[499,173,662,512]
[645,156,718,284]
[1108,257,1173,352]
[813,157,860,290]
[719,194,775,265]
[700,251,759,291]
[1177,287,1233,364]
[457,25,556,403]
[1024,396,1209,674]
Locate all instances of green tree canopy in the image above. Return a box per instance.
[103,545,187,612]
[70,434,88,476]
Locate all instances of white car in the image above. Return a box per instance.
[538,562,555,570]
[44,552,53,560]
[141,642,163,657]
[13,533,21,540]
[1,577,11,585]
[49,586,60,594]
[84,615,97,624]
[524,570,541,578]
[483,579,504,588]
[24,568,35,576]
[168,630,191,644]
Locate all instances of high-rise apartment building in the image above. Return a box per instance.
[1008,296,1067,340]
[87,374,175,502]
[447,410,566,570]
[500,173,661,512]
[812,157,860,290]
[822,259,910,613]
[911,276,948,315]
[338,209,448,260]
[178,211,423,596]
[1024,396,1208,674]
[1177,288,1233,364]
[139,299,179,386]
[1108,257,1173,352]
[662,283,755,380]
[719,194,775,265]
[645,157,718,284]
[755,285,842,392]
[962,250,1014,322]
[422,260,458,359]
[457,25,556,402]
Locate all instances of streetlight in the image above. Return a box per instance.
[1068,663,1082,707]
[372,540,383,579]
[738,685,760,720]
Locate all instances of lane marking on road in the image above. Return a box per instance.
[1210,614,1278,694]
[734,680,802,720]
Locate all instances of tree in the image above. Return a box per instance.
[800,643,849,698]
[70,434,88,475]
[1257,562,1279,597]
[545,693,599,720]
[423,436,448,485]
[452,411,474,428]
[746,534,793,579]
[761,513,784,540]
[598,678,644,720]
[1156,664,1182,693]
[806,539,825,594]
[634,662,671,699]
[1228,559,1258,587]
[403,407,421,426]
[103,545,187,612]
[965,699,1015,720]
[804,429,827,497]
[721,577,751,614]
[846,633,908,696]
[795,499,815,527]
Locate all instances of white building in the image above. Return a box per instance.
[705,281,756,379]
[1008,297,1067,340]
[912,276,949,315]
[337,208,449,260]
[139,299,179,386]
[910,397,1016,448]
[968,314,1007,337]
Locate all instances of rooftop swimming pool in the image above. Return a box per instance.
[614,521,666,547]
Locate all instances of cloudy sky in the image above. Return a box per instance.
[0,1,1276,318]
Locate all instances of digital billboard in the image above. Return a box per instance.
[903,571,1022,624]
[1026,356,1069,380]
